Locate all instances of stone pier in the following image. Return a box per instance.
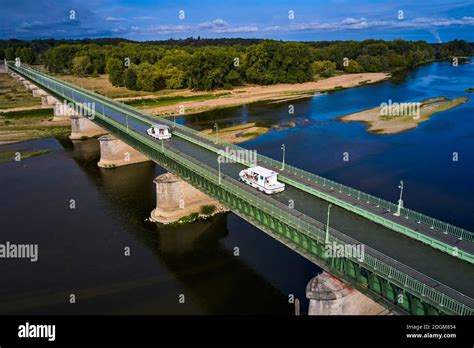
[69,115,107,140]
[41,95,60,107]
[22,80,36,90]
[97,134,151,168]
[150,172,226,224]
[32,87,45,97]
[306,272,390,315]
[52,102,76,122]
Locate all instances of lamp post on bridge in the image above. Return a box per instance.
[281,144,286,171]
[394,180,404,217]
[217,156,222,185]
[214,123,219,144]
[325,203,332,245]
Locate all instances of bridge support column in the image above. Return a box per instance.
[150,172,226,224]
[97,134,151,168]
[22,80,36,90]
[41,95,60,107]
[306,272,389,315]
[52,102,76,122]
[69,115,107,140]
[32,87,48,98]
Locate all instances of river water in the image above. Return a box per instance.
[0,61,472,314]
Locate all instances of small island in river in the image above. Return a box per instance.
[339,96,469,134]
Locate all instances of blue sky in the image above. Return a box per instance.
[1,0,473,42]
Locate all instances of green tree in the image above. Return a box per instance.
[246,41,313,84]
[72,55,92,76]
[343,59,362,73]
[19,47,35,64]
[312,60,337,76]
[136,63,166,91]
[5,47,15,61]
[124,67,139,90]
[106,57,125,86]
[161,66,186,89]
[44,45,80,73]
[157,49,192,71]
[356,55,383,72]
[187,47,242,90]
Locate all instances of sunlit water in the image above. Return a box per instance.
[0,61,472,314]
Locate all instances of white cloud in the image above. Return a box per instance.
[105,16,126,22]
[197,19,258,33]
[111,27,128,34]
[198,19,228,29]
[273,16,474,32]
[132,15,474,37]
[148,24,192,35]
[134,16,154,21]
[216,26,259,33]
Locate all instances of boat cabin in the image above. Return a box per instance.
[239,166,285,194]
[147,124,171,140]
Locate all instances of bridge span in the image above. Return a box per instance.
[7,62,474,315]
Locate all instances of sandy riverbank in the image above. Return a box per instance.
[202,123,270,144]
[146,73,389,116]
[339,96,469,134]
[0,72,388,145]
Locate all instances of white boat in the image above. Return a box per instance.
[147,124,171,140]
[239,166,285,194]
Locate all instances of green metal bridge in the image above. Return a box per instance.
[7,62,474,315]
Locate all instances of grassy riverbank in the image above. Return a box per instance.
[0,108,69,145]
[0,148,51,163]
[0,74,42,109]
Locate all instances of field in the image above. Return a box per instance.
[0,108,69,144]
[0,74,42,109]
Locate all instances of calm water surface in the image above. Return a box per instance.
[0,61,472,314]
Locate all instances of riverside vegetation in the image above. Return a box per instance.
[1,38,471,92]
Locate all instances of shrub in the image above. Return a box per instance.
[200,205,216,215]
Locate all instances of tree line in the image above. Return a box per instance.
[1,38,471,91]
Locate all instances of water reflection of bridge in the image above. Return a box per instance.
[11,63,474,315]
[70,140,294,314]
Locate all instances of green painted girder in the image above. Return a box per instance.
[166,126,474,265]
[9,63,474,316]
[14,63,473,260]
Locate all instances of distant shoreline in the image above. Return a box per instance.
[144,72,390,117]
[0,72,389,146]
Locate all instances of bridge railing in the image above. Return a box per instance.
[152,116,474,242]
[11,63,473,314]
[89,101,474,316]
[13,63,474,243]
[89,90,473,316]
